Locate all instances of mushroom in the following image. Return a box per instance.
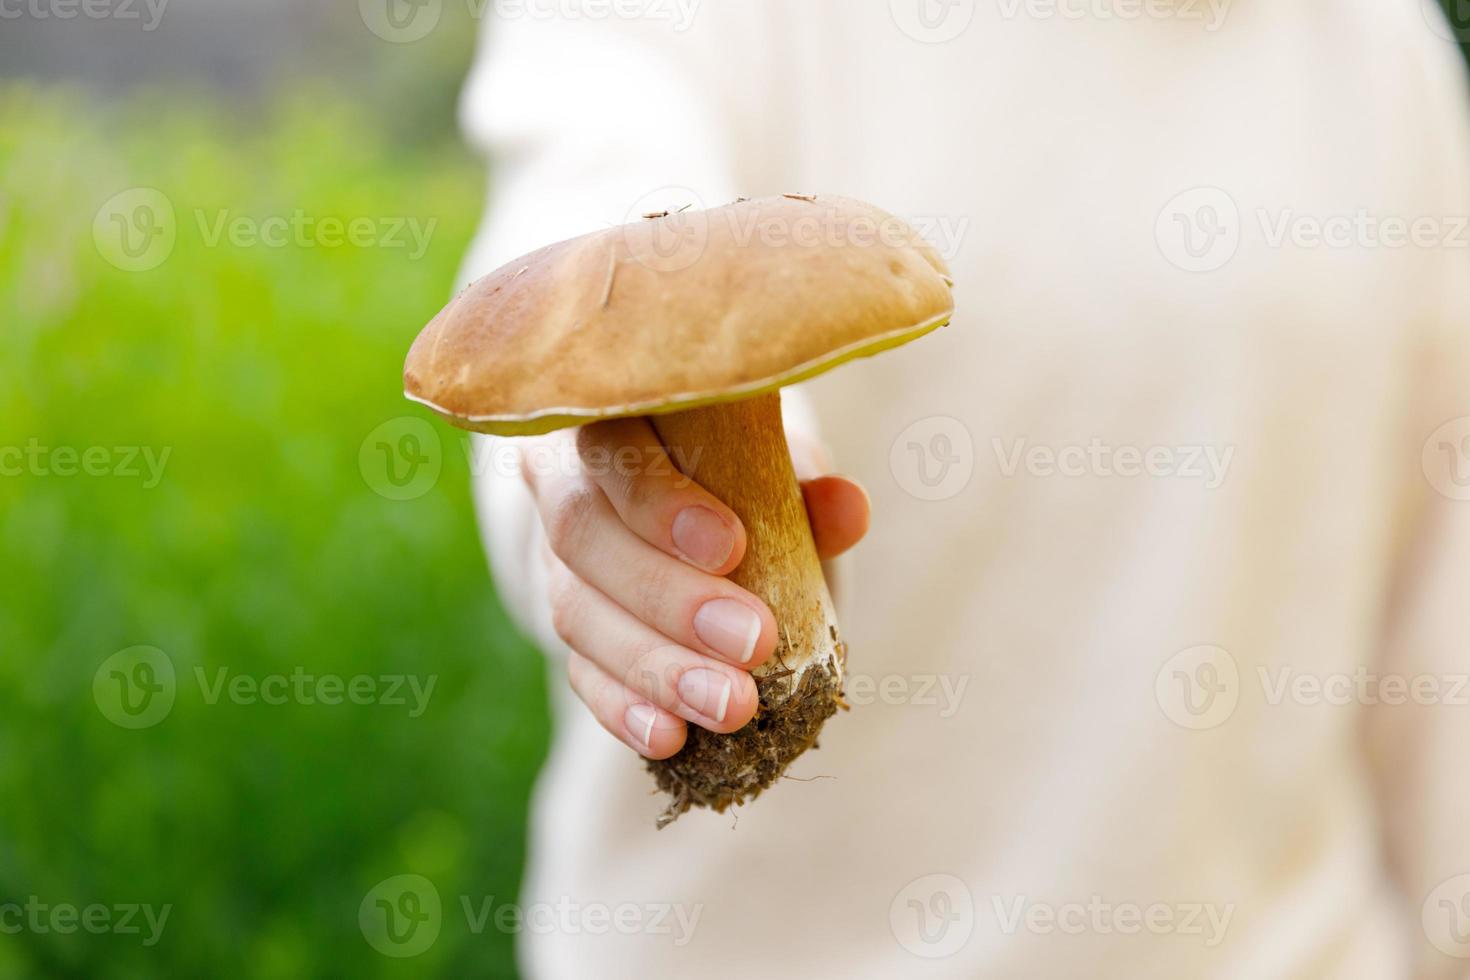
[404,194,955,826]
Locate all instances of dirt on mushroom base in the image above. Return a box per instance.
[648,649,847,828]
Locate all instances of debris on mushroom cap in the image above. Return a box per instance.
[403,194,955,437]
[642,203,693,220]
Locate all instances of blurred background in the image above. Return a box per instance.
[0,2,1466,977]
[0,2,545,977]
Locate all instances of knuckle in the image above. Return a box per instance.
[621,466,664,514]
[578,425,652,501]
[547,570,581,646]
[550,604,578,649]
[519,436,558,491]
[573,424,604,457]
[543,485,599,559]
[629,560,675,626]
[568,658,614,722]
[624,645,678,708]
[574,424,617,475]
[551,608,576,648]
[567,654,599,705]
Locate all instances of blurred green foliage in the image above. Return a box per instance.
[0,82,547,977]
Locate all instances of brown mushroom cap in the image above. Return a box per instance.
[404,194,955,435]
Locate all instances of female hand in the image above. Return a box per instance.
[519,416,869,759]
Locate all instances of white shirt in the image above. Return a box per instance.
[460,2,1470,977]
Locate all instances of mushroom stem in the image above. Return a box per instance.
[647,391,846,825]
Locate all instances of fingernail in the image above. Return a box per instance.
[672,506,735,571]
[694,599,762,664]
[625,703,657,750]
[677,669,732,724]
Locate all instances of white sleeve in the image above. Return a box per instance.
[1362,33,1470,980]
[457,15,742,650]
[455,15,741,282]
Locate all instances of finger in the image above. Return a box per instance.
[549,558,760,734]
[801,475,871,560]
[576,418,747,575]
[533,468,777,668]
[567,652,687,759]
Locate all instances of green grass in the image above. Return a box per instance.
[0,83,548,978]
